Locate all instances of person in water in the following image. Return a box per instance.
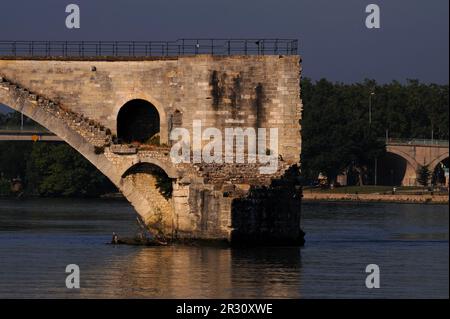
[111,232,119,244]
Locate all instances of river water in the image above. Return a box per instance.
[0,198,448,298]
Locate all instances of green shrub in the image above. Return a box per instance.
[0,177,11,196]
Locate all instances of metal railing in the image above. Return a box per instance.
[0,127,52,134]
[0,129,61,142]
[0,39,298,58]
[386,138,449,147]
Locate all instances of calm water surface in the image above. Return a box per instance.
[0,198,448,298]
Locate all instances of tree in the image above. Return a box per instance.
[300,77,449,186]
[0,174,11,196]
[0,141,33,180]
[25,143,116,197]
[416,164,431,187]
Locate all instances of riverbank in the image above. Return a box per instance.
[2,191,449,204]
[302,192,449,204]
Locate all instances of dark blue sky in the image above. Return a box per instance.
[0,0,448,83]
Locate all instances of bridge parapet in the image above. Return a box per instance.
[0,39,298,58]
[386,138,449,147]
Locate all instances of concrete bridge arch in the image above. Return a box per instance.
[385,141,449,186]
[429,152,449,172]
[383,148,418,186]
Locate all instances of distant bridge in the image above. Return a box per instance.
[383,138,449,186]
[0,129,61,141]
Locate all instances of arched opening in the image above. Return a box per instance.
[121,162,174,237]
[432,157,449,187]
[376,152,408,186]
[117,99,160,144]
[122,163,173,199]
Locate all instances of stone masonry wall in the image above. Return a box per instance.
[0,55,303,244]
[0,56,302,163]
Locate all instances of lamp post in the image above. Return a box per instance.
[369,92,375,126]
[369,92,376,185]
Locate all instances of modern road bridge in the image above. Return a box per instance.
[383,138,449,186]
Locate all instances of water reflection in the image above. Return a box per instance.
[75,246,302,298]
[0,199,448,298]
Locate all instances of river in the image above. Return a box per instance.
[0,198,448,298]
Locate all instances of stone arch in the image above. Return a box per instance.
[376,152,408,186]
[386,147,418,169]
[0,82,167,230]
[114,95,168,144]
[120,162,175,238]
[384,148,419,186]
[117,99,160,144]
[119,158,179,179]
[431,156,449,186]
[429,152,450,173]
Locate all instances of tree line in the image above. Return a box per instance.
[0,111,115,196]
[0,140,116,197]
[300,78,448,185]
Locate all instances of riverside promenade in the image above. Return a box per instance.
[303,187,449,204]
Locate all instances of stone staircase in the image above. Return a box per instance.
[0,75,112,149]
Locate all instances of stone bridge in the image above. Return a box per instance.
[382,139,449,186]
[0,48,303,244]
